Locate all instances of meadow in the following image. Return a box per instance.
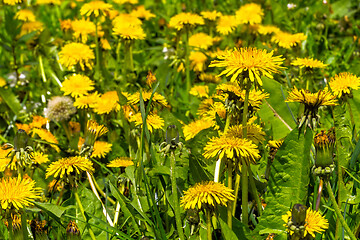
[0,0,360,239]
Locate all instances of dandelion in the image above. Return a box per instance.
[20,21,44,36]
[60,19,72,32]
[46,156,94,179]
[210,47,284,87]
[328,72,360,97]
[272,31,307,49]
[61,74,95,98]
[58,42,95,71]
[16,123,30,133]
[146,70,157,87]
[169,12,204,31]
[183,119,213,141]
[80,0,112,18]
[107,157,134,168]
[256,25,280,35]
[45,96,76,122]
[112,14,142,27]
[85,120,108,146]
[101,38,111,50]
[92,91,121,114]
[36,0,60,4]
[113,23,146,40]
[291,57,328,69]
[0,177,41,210]
[91,141,112,158]
[282,207,328,238]
[181,181,234,210]
[31,128,60,152]
[74,92,100,109]
[189,33,213,50]
[32,152,49,164]
[113,0,137,4]
[130,5,155,20]
[201,10,222,21]
[189,85,209,98]
[3,0,22,5]
[235,3,264,25]
[29,115,49,129]
[203,135,260,164]
[189,51,207,72]
[225,124,265,145]
[129,112,164,132]
[71,18,96,43]
[216,15,237,35]
[126,91,168,108]
[199,73,221,83]
[15,9,36,22]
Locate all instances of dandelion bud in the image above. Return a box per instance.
[166,125,179,146]
[45,96,76,122]
[291,204,307,226]
[186,209,200,225]
[314,128,335,167]
[14,129,29,150]
[66,220,81,240]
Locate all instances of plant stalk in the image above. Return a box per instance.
[206,209,212,240]
[170,151,185,240]
[227,161,233,229]
[325,181,357,240]
[184,27,191,99]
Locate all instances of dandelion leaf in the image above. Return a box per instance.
[255,127,313,239]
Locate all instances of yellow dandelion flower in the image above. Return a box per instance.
[235,3,264,25]
[91,141,112,158]
[61,74,95,98]
[203,135,260,164]
[58,42,95,71]
[80,0,112,18]
[71,19,96,43]
[0,148,16,171]
[60,19,72,32]
[130,5,155,20]
[272,31,307,49]
[216,15,237,35]
[129,112,164,132]
[107,157,134,168]
[112,13,142,27]
[181,181,234,210]
[189,85,209,98]
[328,72,360,97]
[36,0,61,4]
[113,23,146,40]
[122,104,137,121]
[268,139,283,149]
[197,98,214,117]
[86,120,108,140]
[190,51,207,72]
[74,92,100,109]
[225,124,265,145]
[200,10,222,21]
[199,73,221,83]
[15,9,36,22]
[286,87,337,108]
[3,0,22,5]
[291,57,328,69]
[16,123,31,133]
[48,179,63,192]
[183,119,213,141]
[257,24,280,35]
[32,128,60,152]
[282,208,328,238]
[0,177,41,210]
[146,70,157,87]
[92,91,120,114]
[46,156,94,179]
[113,0,137,4]
[29,115,49,129]
[189,33,213,50]
[169,12,204,31]
[69,121,81,134]
[32,152,49,164]
[202,102,227,128]
[0,77,7,87]
[101,38,111,50]
[126,91,168,108]
[209,47,285,87]
[20,21,44,36]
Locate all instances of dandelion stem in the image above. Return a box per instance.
[184,27,191,100]
[325,181,357,240]
[248,166,262,216]
[113,202,121,226]
[38,55,47,82]
[315,179,323,211]
[227,161,233,229]
[91,174,116,205]
[74,189,97,240]
[115,40,121,79]
[7,213,14,240]
[94,17,101,80]
[206,209,212,240]
[232,173,240,216]
[170,151,185,240]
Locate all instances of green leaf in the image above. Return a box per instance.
[0,87,22,116]
[218,217,239,240]
[255,128,313,238]
[33,201,73,227]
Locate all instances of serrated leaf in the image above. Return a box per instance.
[255,128,313,237]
